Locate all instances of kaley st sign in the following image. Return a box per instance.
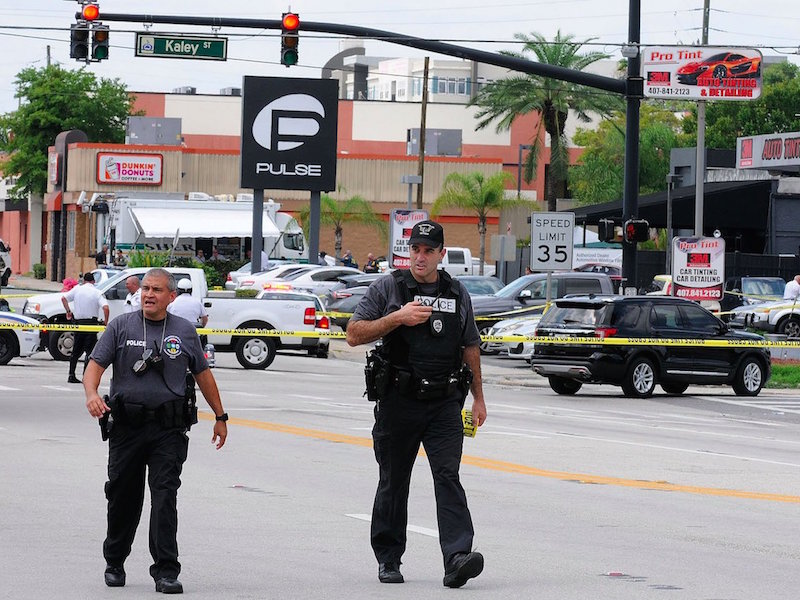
[240,77,338,191]
[642,47,762,101]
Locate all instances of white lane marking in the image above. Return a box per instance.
[706,397,800,416]
[479,431,547,439]
[0,385,21,391]
[42,385,74,392]
[346,514,438,538]
[291,394,332,401]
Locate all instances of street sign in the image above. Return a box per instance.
[135,33,228,61]
[530,211,574,271]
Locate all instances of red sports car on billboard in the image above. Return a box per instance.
[676,52,761,85]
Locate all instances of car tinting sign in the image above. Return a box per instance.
[671,236,725,301]
[240,77,338,191]
[641,46,762,101]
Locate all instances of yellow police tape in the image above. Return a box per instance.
[0,293,37,299]
[4,320,800,347]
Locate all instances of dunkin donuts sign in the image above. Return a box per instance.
[96,153,163,185]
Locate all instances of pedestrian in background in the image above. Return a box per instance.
[114,250,127,267]
[96,244,109,267]
[124,276,141,313]
[61,272,109,384]
[347,219,487,588]
[341,249,358,269]
[319,251,329,266]
[364,253,379,273]
[783,275,800,300]
[82,268,228,594]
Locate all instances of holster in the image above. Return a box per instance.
[184,373,198,429]
[364,348,391,402]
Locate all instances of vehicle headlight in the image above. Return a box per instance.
[23,301,40,315]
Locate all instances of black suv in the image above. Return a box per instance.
[531,296,771,398]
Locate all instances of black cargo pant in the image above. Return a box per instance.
[68,319,98,377]
[103,421,189,581]
[371,387,474,566]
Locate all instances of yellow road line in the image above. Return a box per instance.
[199,413,800,504]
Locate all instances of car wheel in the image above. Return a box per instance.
[0,331,18,365]
[777,316,800,338]
[732,357,765,396]
[478,325,499,355]
[316,347,329,359]
[48,330,73,361]
[548,376,582,395]
[661,382,689,395]
[235,336,276,369]
[712,65,727,78]
[621,357,656,398]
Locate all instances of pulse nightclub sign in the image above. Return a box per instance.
[240,77,338,191]
[641,46,762,101]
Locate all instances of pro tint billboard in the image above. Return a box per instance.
[641,46,762,101]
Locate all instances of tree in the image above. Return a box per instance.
[680,62,800,148]
[298,193,387,261]
[431,170,529,274]
[469,31,621,212]
[0,65,134,199]
[570,105,681,204]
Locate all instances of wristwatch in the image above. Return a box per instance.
[215,412,229,422]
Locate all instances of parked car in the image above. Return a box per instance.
[278,266,364,297]
[531,295,771,398]
[574,263,622,292]
[254,290,331,359]
[485,315,540,361]
[719,276,784,314]
[236,264,319,289]
[731,298,800,337]
[471,272,615,354]
[455,275,505,296]
[90,266,125,286]
[327,285,370,330]
[225,260,296,290]
[0,311,44,365]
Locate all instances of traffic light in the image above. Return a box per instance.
[70,23,90,60]
[624,219,650,243]
[80,3,100,21]
[92,23,109,61]
[280,12,299,66]
[598,219,615,242]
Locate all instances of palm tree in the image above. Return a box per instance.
[431,171,529,275]
[469,31,620,212]
[298,193,387,262]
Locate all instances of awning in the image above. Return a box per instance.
[128,206,281,238]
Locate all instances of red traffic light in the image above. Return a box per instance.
[282,12,299,30]
[81,4,100,21]
[624,219,650,243]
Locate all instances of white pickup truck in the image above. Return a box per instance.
[22,267,328,369]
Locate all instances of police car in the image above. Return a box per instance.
[0,312,44,365]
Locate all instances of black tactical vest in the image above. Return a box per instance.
[383,269,463,381]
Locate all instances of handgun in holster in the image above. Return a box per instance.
[364,348,391,402]
[99,394,117,441]
[184,372,198,429]
[457,364,473,402]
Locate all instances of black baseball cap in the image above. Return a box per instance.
[83,272,95,282]
[408,220,444,248]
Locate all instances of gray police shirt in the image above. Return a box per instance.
[91,311,209,408]
[350,272,481,347]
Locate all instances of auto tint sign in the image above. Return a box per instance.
[96,153,163,185]
[737,131,800,169]
[671,236,725,301]
[642,46,762,101]
[388,209,428,269]
[240,77,338,191]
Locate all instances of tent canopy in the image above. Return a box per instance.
[129,206,281,238]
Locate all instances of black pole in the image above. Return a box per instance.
[308,191,321,266]
[252,189,263,273]
[621,0,642,292]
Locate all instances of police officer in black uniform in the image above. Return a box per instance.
[347,220,488,588]
[83,268,228,594]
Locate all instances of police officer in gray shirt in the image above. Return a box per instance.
[83,268,228,594]
[347,220,487,588]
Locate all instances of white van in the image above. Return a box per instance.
[440,247,472,276]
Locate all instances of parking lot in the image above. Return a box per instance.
[3,337,800,598]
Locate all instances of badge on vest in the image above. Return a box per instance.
[414,295,456,313]
[430,314,445,337]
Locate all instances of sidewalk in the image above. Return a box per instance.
[6,273,64,293]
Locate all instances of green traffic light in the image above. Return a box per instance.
[93,47,109,60]
[281,49,298,66]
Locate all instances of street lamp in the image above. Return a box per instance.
[665,172,681,273]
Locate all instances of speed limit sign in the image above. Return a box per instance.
[530,211,574,271]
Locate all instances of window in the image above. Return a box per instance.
[67,211,76,250]
[610,304,642,330]
[680,304,721,334]
[457,78,466,95]
[564,278,604,295]
[447,78,456,94]
[447,250,464,264]
[437,78,447,94]
[525,279,553,299]
[649,304,681,329]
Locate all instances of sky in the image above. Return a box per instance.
[1,0,798,114]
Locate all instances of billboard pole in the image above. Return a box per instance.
[694,0,711,236]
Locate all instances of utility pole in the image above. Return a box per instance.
[416,56,429,209]
[694,0,710,236]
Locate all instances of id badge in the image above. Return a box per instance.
[429,312,445,337]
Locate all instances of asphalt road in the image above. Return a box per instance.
[2,338,800,599]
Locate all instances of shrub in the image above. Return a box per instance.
[235,288,259,298]
[126,250,170,267]
[33,263,46,279]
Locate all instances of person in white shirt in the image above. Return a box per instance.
[167,279,208,327]
[61,272,109,383]
[784,275,800,301]
[124,276,141,313]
